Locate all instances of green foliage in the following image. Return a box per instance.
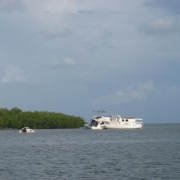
[0,107,85,129]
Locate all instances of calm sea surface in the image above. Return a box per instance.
[0,124,180,180]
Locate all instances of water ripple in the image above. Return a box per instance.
[0,125,180,179]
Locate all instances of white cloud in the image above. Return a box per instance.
[1,65,27,83]
[40,25,72,40]
[116,80,154,102]
[26,0,77,34]
[0,0,24,12]
[48,58,77,70]
[139,16,180,35]
[168,85,180,97]
[93,81,154,105]
[63,58,76,66]
[144,0,180,15]
[41,0,77,14]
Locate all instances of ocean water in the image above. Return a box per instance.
[0,124,180,180]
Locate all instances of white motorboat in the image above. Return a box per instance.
[84,121,107,130]
[89,115,143,129]
[19,127,35,133]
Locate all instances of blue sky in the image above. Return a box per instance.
[0,0,180,123]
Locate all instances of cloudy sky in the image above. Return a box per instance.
[0,0,180,123]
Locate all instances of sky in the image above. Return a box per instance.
[0,0,180,123]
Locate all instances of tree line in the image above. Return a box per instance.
[0,107,85,129]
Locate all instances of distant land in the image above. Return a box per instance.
[0,107,85,129]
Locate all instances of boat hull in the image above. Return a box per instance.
[19,127,35,133]
[84,124,106,130]
[105,123,143,129]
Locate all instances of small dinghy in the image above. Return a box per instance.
[19,127,35,133]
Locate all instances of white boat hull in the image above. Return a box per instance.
[19,130,35,133]
[84,123,106,130]
[105,123,143,129]
[19,127,35,133]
